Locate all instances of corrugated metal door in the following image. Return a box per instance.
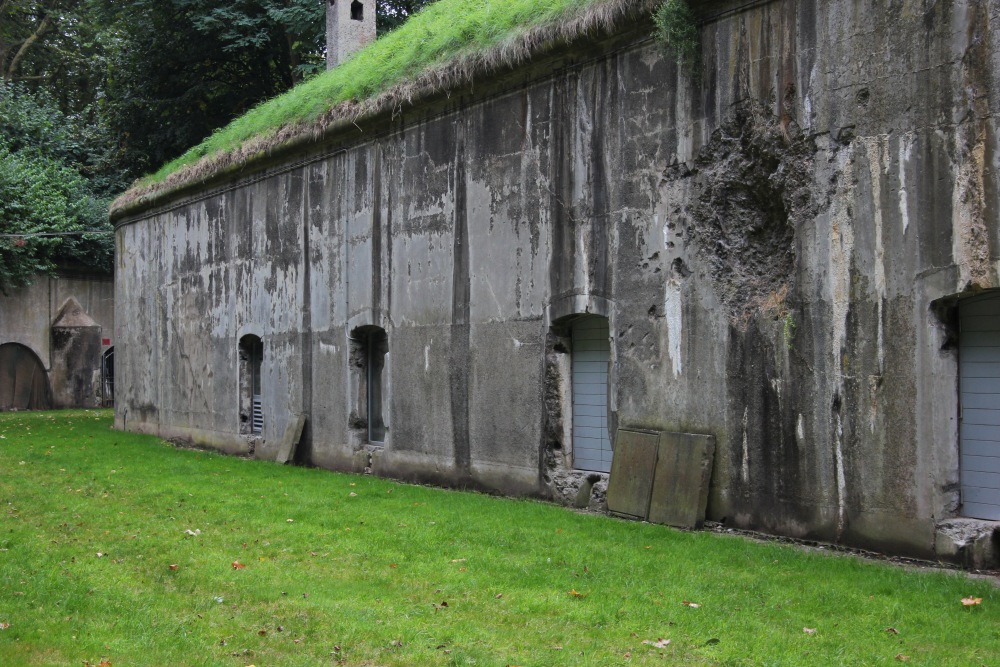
[572,316,612,472]
[960,293,1000,520]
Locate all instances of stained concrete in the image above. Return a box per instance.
[113,0,1000,562]
[0,271,114,409]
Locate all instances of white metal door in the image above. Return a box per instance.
[572,316,612,472]
[960,293,1000,520]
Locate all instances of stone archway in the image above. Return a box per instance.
[0,343,52,411]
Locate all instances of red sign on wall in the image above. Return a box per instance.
[102,338,111,346]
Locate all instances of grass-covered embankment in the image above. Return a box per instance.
[114,0,653,212]
[0,410,997,666]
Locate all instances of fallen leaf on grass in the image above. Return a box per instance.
[961,596,983,606]
[642,638,671,648]
[184,529,201,536]
[450,558,466,563]
[895,654,910,662]
[232,561,246,570]
[0,622,9,630]
[495,593,503,599]
[885,627,898,635]
[348,492,357,497]
[168,564,178,571]
[389,563,397,568]
[681,601,700,608]
[803,627,817,635]
[568,589,585,598]
[286,519,294,523]
[258,629,267,636]
[624,651,631,658]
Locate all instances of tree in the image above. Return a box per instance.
[98,0,327,176]
[0,84,114,293]
[376,0,435,35]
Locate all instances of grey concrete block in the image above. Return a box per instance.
[606,429,659,519]
[648,432,716,529]
[276,413,306,464]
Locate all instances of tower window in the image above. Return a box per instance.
[351,0,363,21]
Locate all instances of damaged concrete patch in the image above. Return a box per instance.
[935,519,1000,570]
[667,103,822,324]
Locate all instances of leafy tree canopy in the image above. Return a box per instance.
[98,0,327,176]
[377,0,435,34]
[0,84,114,293]
[0,0,434,290]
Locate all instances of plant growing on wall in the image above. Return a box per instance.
[654,0,699,70]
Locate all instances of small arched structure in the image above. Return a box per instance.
[0,343,52,411]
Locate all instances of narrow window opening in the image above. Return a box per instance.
[366,328,388,443]
[101,347,115,407]
[350,0,363,21]
[239,335,263,436]
[349,325,388,444]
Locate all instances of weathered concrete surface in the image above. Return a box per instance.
[114,0,1000,561]
[648,432,715,529]
[607,429,661,518]
[0,271,114,409]
[49,297,103,408]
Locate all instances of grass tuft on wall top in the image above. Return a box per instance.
[112,0,659,218]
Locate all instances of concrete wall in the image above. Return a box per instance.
[113,0,1000,559]
[0,271,115,408]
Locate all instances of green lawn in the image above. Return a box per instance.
[0,410,997,666]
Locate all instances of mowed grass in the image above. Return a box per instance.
[0,411,997,666]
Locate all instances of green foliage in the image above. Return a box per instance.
[0,85,114,293]
[377,0,436,35]
[783,311,797,350]
[0,0,110,114]
[98,0,330,176]
[653,0,699,69]
[1,410,999,665]
[144,0,617,185]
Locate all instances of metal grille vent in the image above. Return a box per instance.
[252,396,263,435]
